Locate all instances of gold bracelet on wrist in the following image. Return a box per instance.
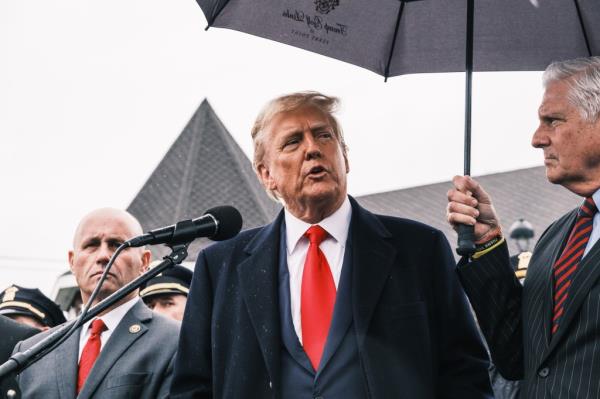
[472,236,505,259]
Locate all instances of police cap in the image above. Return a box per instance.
[0,285,66,328]
[139,265,192,300]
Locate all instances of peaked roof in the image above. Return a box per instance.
[356,166,581,257]
[128,100,280,260]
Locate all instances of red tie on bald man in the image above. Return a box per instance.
[77,318,107,393]
[301,225,336,371]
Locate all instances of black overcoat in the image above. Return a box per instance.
[171,197,492,399]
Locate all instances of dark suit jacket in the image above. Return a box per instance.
[0,315,38,399]
[13,300,180,399]
[171,197,492,399]
[458,208,600,398]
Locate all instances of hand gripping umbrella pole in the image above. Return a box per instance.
[0,244,189,379]
[456,0,476,256]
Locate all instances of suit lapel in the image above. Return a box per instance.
[348,198,396,348]
[277,219,313,373]
[316,237,353,376]
[546,235,600,356]
[540,212,574,345]
[78,300,150,399]
[237,214,283,390]
[52,325,80,398]
[279,276,314,374]
[523,235,558,360]
[533,209,576,363]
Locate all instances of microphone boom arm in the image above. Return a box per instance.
[0,244,189,378]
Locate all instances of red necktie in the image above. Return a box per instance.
[552,197,597,335]
[301,225,336,370]
[77,318,107,393]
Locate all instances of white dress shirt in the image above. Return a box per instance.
[583,188,600,258]
[77,296,140,362]
[284,196,352,343]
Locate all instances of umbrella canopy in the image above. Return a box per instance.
[195,0,600,253]
[198,0,599,78]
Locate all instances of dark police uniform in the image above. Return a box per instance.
[0,315,38,399]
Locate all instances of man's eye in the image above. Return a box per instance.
[318,131,333,139]
[283,139,299,148]
[544,117,563,127]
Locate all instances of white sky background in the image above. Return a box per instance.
[0,1,544,294]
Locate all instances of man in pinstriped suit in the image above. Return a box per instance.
[447,56,600,399]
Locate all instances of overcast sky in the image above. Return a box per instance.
[0,1,545,293]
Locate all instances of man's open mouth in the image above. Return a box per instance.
[308,166,326,175]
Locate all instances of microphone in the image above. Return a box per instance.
[125,206,242,248]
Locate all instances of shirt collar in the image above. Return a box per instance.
[591,189,600,210]
[81,296,140,334]
[284,196,352,255]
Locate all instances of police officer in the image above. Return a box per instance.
[140,265,192,321]
[0,285,66,331]
[508,218,535,283]
[0,315,38,399]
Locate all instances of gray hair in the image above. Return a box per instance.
[251,91,348,201]
[543,56,600,123]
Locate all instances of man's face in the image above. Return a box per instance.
[144,294,187,321]
[532,79,600,196]
[68,210,150,305]
[256,105,349,222]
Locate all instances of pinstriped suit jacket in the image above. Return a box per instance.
[458,207,600,399]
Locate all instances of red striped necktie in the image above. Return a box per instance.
[552,197,597,335]
[301,225,336,371]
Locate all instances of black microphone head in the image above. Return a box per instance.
[204,205,242,241]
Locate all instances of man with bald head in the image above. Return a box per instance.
[13,208,180,399]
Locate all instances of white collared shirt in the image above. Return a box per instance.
[284,196,352,344]
[583,189,600,258]
[77,296,140,362]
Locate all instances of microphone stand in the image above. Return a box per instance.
[0,244,189,379]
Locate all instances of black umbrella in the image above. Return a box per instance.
[195,0,599,253]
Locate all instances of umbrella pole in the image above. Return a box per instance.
[383,1,406,81]
[573,0,592,56]
[456,0,476,256]
[463,0,473,178]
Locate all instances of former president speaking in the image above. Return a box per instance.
[170,92,492,399]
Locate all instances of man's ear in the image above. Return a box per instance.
[256,163,276,191]
[68,250,75,273]
[140,250,151,273]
